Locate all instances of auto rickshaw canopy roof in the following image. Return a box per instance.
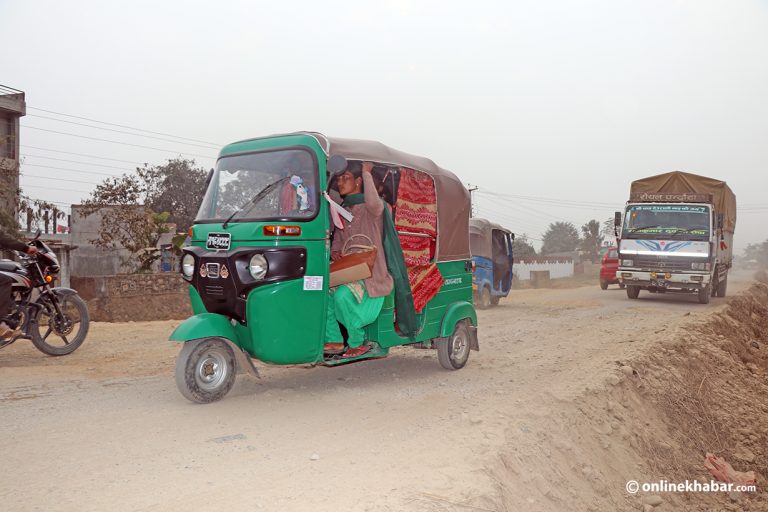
[222,132,472,261]
[315,133,472,262]
[469,218,513,259]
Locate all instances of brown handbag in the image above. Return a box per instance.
[329,234,377,287]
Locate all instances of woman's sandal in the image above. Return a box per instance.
[342,345,371,358]
[323,343,345,354]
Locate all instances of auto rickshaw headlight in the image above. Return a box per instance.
[182,254,195,278]
[249,254,268,280]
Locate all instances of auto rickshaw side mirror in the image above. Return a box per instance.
[614,211,622,227]
[510,233,516,241]
[327,155,348,174]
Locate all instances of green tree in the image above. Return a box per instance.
[18,198,66,234]
[81,157,207,273]
[0,157,20,234]
[580,219,604,262]
[512,233,537,261]
[139,158,208,231]
[602,217,617,240]
[541,221,580,255]
[744,240,768,267]
[0,208,20,239]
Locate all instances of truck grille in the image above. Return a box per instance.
[634,257,691,272]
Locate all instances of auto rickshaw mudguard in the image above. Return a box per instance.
[170,313,238,343]
[170,313,259,377]
[440,301,479,350]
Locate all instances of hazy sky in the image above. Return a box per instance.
[3,0,767,251]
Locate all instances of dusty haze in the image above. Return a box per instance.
[3,0,767,250]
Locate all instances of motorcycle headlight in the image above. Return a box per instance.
[249,254,268,280]
[182,254,195,278]
[622,259,634,267]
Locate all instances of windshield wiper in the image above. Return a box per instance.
[222,176,290,229]
[627,225,660,233]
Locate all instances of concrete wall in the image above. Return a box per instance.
[71,273,192,322]
[69,206,130,276]
[514,260,575,280]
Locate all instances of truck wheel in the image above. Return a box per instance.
[715,275,728,298]
[600,280,608,290]
[626,286,640,299]
[437,321,471,370]
[175,338,236,404]
[697,285,711,304]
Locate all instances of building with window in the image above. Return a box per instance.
[0,84,25,216]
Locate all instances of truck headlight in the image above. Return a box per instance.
[691,262,706,271]
[249,254,268,280]
[622,259,633,266]
[182,254,195,278]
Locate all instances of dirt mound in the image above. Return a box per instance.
[490,281,768,511]
[627,281,768,510]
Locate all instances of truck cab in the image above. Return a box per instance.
[616,195,732,304]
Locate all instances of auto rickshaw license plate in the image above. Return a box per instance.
[206,232,231,250]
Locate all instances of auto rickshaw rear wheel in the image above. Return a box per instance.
[477,286,491,309]
[175,337,236,404]
[437,320,471,370]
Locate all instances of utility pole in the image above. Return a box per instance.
[467,184,478,218]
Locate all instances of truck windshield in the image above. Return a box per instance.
[196,149,318,223]
[622,204,710,239]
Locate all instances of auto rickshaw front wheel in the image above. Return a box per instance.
[437,320,471,370]
[175,337,236,404]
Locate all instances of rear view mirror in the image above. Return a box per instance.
[614,211,622,227]
[327,155,348,174]
[510,233,516,241]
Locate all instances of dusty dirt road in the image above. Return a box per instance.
[0,271,759,511]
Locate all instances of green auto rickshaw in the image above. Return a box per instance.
[171,132,478,403]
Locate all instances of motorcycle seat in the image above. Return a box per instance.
[0,260,24,272]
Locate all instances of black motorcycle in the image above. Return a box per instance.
[0,234,89,355]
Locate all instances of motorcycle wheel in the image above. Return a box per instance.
[31,293,90,356]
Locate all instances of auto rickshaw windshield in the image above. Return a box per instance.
[196,148,318,223]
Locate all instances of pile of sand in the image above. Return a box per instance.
[490,276,768,511]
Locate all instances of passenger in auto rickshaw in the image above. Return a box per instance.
[325,161,404,357]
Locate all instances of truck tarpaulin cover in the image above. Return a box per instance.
[629,171,736,233]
